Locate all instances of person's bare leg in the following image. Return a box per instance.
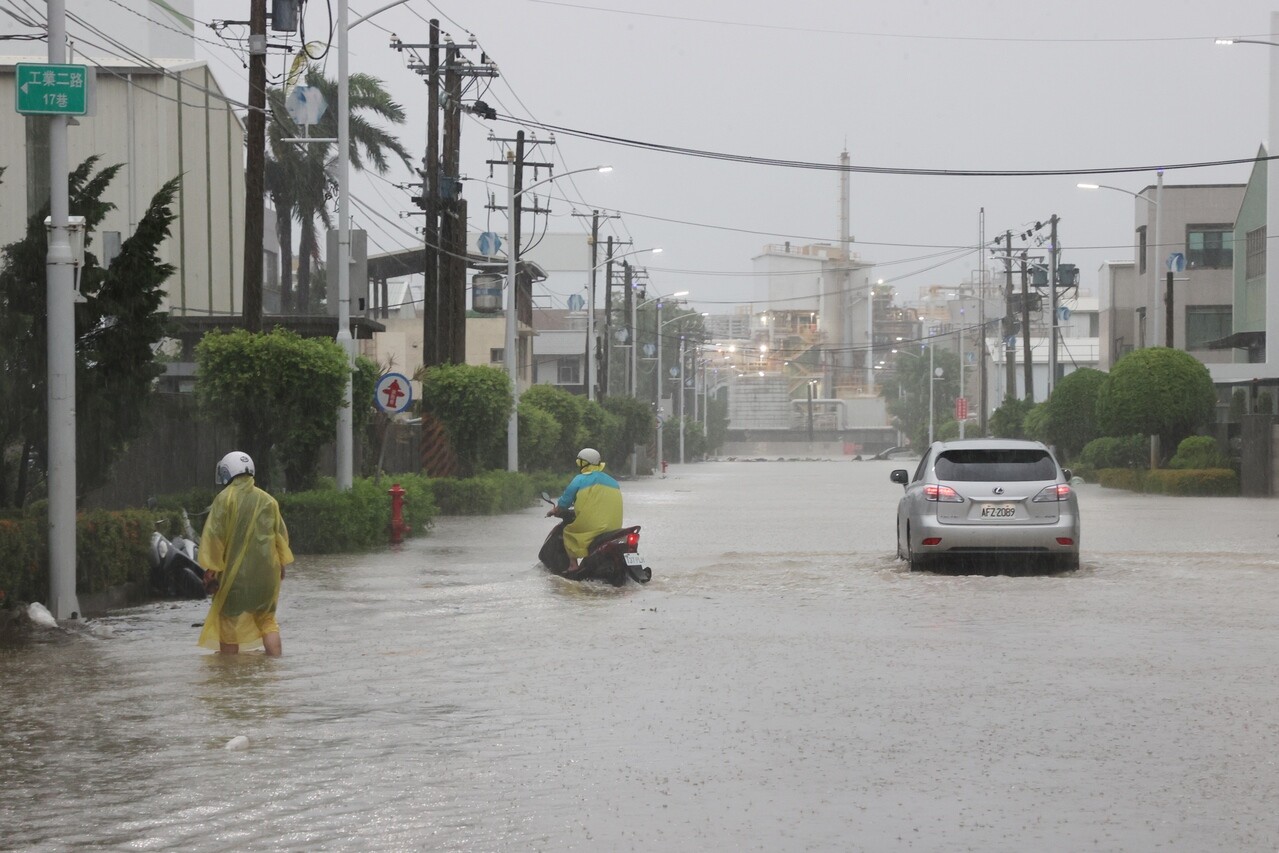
[263,632,282,657]
[219,642,239,654]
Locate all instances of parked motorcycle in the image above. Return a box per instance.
[146,500,207,599]
[538,492,651,586]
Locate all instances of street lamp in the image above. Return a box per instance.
[1078,177,1163,347]
[648,293,691,474]
[1216,20,1279,369]
[505,160,612,471]
[584,246,660,402]
[1215,37,1279,47]
[631,288,687,403]
[895,336,943,445]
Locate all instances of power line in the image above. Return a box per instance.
[528,1,1256,45]
[492,112,1275,178]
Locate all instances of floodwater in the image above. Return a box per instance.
[5,460,1279,852]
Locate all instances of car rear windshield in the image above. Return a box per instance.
[934,448,1057,482]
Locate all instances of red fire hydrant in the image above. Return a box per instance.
[661,459,669,478]
[388,483,411,544]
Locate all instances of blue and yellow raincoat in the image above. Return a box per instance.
[197,476,294,650]
[557,461,623,558]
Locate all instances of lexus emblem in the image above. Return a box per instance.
[993,487,1004,495]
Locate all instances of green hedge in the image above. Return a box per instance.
[0,470,573,606]
[1096,467,1239,496]
[0,509,155,607]
[1097,468,1147,492]
[279,474,438,554]
[1144,468,1239,496]
[430,470,572,515]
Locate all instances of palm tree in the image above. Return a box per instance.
[266,66,412,314]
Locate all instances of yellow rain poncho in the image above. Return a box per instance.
[197,476,294,650]
[557,462,623,558]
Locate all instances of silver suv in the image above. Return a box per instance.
[890,439,1081,573]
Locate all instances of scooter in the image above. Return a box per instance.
[538,492,652,586]
[146,501,207,599]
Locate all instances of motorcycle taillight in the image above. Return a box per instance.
[626,531,639,549]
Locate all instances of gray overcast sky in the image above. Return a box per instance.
[193,0,1279,314]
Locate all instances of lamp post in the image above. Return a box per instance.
[1078,178,1163,348]
[504,162,611,471]
[651,295,691,474]
[893,340,941,445]
[678,335,686,464]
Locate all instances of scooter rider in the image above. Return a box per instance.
[547,448,623,575]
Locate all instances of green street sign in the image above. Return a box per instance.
[15,63,90,116]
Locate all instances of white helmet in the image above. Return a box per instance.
[576,447,601,469]
[216,451,255,485]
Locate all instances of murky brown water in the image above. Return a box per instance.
[5,460,1279,851]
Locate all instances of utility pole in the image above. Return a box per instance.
[997,228,1018,401]
[571,210,620,398]
[1020,251,1034,403]
[1048,214,1060,397]
[625,261,637,396]
[439,42,463,363]
[421,19,441,367]
[241,0,266,332]
[397,28,495,365]
[486,132,554,385]
[978,208,988,435]
[587,211,599,396]
[46,0,79,620]
[1002,231,1016,401]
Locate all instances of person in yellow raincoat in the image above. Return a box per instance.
[197,451,294,656]
[548,448,623,574]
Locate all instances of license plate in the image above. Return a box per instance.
[980,504,1016,518]
[623,552,642,566]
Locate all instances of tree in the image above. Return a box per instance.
[601,395,655,467]
[418,363,512,476]
[881,346,960,448]
[520,384,588,466]
[195,328,353,491]
[989,394,1035,439]
[1041,368,1107,460]
[0,158,178,506]
[266,67,411,313]
[1095,347,1216,460]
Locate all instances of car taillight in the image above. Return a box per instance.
[1033,484,1072,502]
[626,531,639,549]
[923,484,963,502]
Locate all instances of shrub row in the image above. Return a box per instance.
[0,471,571,606]
[1096,467,1239,496]
[430,470,572,515]
[0,509,155,607]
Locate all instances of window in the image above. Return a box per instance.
[1246,226,1266,280]
[1185,305,1232,350]
[557,358,581,385]
[1186,225,1234,270]
[489,347,504,364]
[934,449,1057,482]
[1137,226,1147,274]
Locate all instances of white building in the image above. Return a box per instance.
[0,1,252,316]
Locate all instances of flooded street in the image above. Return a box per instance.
[6,460,1279,851]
